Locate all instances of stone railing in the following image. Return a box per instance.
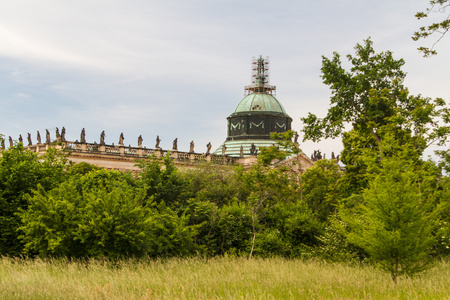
[23,141,245,166]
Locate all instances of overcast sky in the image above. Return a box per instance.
[0,0,449,158]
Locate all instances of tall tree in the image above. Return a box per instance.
[302,38,450,162]
[413,0,450,56]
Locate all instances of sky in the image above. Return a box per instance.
[0,0,449,159]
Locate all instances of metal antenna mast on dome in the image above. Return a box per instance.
[244,56,276,96]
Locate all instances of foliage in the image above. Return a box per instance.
[342,152,440,282]
[258,130,300,166]
[181,165,243,207]
[302,159,341,221]
[258,130,306,201]
[334,130,377,195]
[184,196,219,254]
[18,170,199,259]
[211,203,253,256]
[67,161,101,176]
[250,229,287,257]
[136,153,190,209]
[239,164,297,258]
[315,216,363,262]
[436,148,450,174]
[413,0,450,56]
[433,176,450,256]
[301,38,450,161]
[266,203,323,257]
[0,144,68,256]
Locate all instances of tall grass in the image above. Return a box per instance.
[1,256,449,299]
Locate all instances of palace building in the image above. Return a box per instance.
[2,56,319,171]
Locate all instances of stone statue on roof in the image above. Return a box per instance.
[37,131,41,144]
[80,128,86,144]
[9,136,13,148]
[294,132,299,144]
[119,132,124,146]
[155,136,161,149]
[27,133,32,146]
[46,130,51,144]
[222,144,226,156]
[250,143,256,155]
[1,139,5,150]
[138,135,143,147]
[311,150,322,161]
[173,138,178,151]
[18,135,23,144]
[61,127,66,142]
[100,131,105,145]
[56,127,61,142]
[206,142,212,155]
[189,141,194,153]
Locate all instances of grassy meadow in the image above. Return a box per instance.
[1,257,449,299]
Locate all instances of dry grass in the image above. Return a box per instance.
[0,256,449,299]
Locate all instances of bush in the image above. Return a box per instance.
[0,144,68,256]
[19,170,199,259]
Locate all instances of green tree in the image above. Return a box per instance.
[184,196,219,254]
[413,0,450,56]
[336,129,377,195]
[239,164,296,258]
[302,159,341,221]
[302,38,449,161]
[136,153,189,209]
[258,130,305,201]
[343,151,439,282]
[436,148,450,174]
[266,202,323,257]
[181,165,242,207]
[68,161,101,176]
[0,143,68,256]
[19,169,199,259]
[191,201,252,256]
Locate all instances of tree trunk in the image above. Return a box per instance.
[369,128,383,158]
[249,208,257,259]
[249,231,256,259]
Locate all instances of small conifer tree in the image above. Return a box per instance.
[343,150,439,282]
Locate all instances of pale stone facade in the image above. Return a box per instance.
[6,139,315,172]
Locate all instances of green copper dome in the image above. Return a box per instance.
[214,56,293,157]
[234,93,287,114]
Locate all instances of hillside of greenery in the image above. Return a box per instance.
[1,39,450,283]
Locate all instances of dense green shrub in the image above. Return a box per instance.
[136,153,190,209]
[18,170,199,259]
[0,144,68,256]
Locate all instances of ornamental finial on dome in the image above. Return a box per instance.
[244,56,276,96]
